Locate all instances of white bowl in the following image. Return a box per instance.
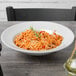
[1,21,74,55]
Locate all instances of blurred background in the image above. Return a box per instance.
[1,0,76,21]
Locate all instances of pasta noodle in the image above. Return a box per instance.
[14,27,63,51]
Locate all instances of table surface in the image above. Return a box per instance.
[0,21,76,76]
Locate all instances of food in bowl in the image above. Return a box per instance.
[14,27,63,51]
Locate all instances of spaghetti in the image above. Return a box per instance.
[14,27,63,51]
